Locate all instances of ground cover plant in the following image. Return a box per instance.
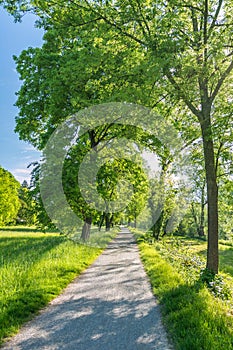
[0,226,116,345]
[136,231,233,350]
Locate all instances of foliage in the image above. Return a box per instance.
[2,0,233,272]
[62,127,149,235]
[0,166,21,226]
[13,20,149,150]
[17,180,37,225]
[136,228,233,301]
[146,234,233,301]
[0,0,30,21]
[218,179,233,240]
[99,157,149,226]
[28,162,55,231]
[28,122,151,236]
[200,268,232,300]
[148,175,189,239]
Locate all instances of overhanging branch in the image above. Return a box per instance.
[210,60,233,103]
[166,70,201,119]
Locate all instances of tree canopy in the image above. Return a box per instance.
[1,0,233,272]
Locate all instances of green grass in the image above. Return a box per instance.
[137,234,233,350]
[68,226,118,247]
[0,226,116,345]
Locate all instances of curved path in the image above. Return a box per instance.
[2,228,173,350]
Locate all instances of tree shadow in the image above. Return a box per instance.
[0,230,173,350]
[0,227,41,233]
[160,280,233,350]
[0,227,58,233]
[0,235,65,264]
[197,247,233,277]
[219,247,233,277]
[1,294,172,350]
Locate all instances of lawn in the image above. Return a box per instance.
[0,226,116,345]
[136,231,233,350]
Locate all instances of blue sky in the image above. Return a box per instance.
[0,9,43,183]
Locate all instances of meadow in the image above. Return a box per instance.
[137,232,233,350]
[0,226,115,345]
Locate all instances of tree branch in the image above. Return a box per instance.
[79,0,148,47]
[134,0,151,37]
[165,70,201,118]
[63,16,103,28]
[210,60,233,102]
[215,141,223,173]
[208,0,223,38]
[127,1,149,41]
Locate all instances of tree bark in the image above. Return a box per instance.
[81,216,92,241]
[109,214,114,228]
[200,116,219,273]
[198,181,206,237]
[105,213,111,231]
[98,213,105,231]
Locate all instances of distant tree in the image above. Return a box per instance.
[17,181,36,225]
[0,166,21,225]
[28,162,56,231]
[63,127,149,239]
[97,157,149,230]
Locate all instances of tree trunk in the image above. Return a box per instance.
[105,213,111,231]
[98,213,105,231]
[109,214,114,228]
[198,182,206,237]
[81,216,92,241]
[151,210,164,240]
[201,117,219,273]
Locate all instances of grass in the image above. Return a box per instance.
[136,231,233,350]
[67,226,118,247]
[0,226,116,345]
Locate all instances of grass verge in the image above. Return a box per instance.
[138,241,233,350]
[0,226,116,345]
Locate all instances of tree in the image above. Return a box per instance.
[63,126,149,239]
[0,166,21,226]
[17,180,37,225]
[102,158,149,229]
[2,0,233,272]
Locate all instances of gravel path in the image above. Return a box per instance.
[2,228,173,350]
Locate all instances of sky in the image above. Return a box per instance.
[0,9,43,184]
